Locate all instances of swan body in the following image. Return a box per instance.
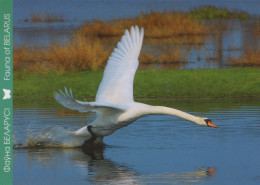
[55,26,217,142]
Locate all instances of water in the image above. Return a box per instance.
[13,98,260,184]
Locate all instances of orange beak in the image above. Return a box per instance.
[208,121,218,128]
[207,167,216,176]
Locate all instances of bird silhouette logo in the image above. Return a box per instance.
[3,89,11,100]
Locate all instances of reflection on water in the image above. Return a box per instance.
[15,146,216,185]
[14,98,260,184]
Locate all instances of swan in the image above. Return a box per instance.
[55,26,217,145]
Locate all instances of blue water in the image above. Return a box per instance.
[13,99,260,184]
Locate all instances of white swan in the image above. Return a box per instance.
[55,26,217,144]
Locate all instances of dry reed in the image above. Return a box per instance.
[14,36,111,73]
[14,36,188,73]
[158,46,186,64]
[27,12,65,23]
[16,10,210,73]
[227,47,260,66]
[13,45,45,71]
[46,35,110,72]
[139,52,157,64]
[76,11,208,38]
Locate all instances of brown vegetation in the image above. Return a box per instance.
[13,45,45,71]
[158,46,187,64]
[16,9,258,73]
[14,35,111,73]
[76,11,208,38]
[14,36,189,73]
[25,13,65,23]
[16,11,211,73]
[227,47,260,67]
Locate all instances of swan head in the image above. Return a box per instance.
[198,118,218,128]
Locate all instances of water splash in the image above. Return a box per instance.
[15,126,86,148]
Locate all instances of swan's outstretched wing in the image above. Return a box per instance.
[55,88,125,113]
[95,26,144,104]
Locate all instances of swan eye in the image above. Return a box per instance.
[204,119,212,125]
[204,119,218,128]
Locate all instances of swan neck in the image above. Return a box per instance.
[149,106,199,123]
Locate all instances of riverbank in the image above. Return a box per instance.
[14,6,257,73]
[14,68,260,99]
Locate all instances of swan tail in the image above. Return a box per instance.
[54,87,92,113]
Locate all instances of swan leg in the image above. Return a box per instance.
[82,125,98,146]
[82,136,105,159]
[82,135,97,147]
[82,125,103,147]
[82,136,104,147]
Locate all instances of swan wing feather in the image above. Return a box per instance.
[95,26,144,104]
[55,87,126,113]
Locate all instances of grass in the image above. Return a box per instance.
[25,12,65,23]
[189,5,250,20]
[14,68,260,99]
